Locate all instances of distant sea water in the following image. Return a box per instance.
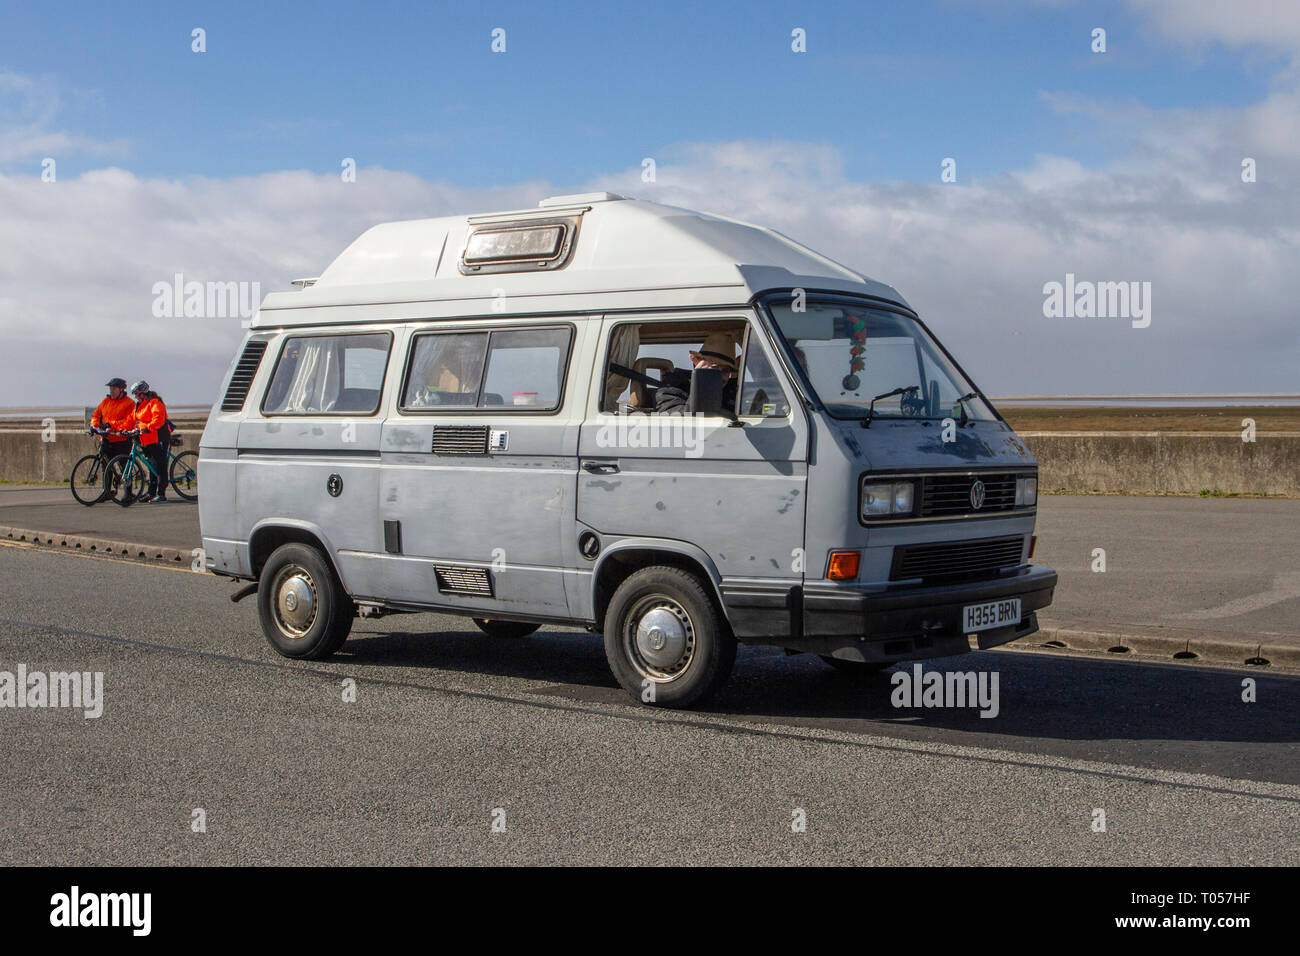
[993,396,1300,408]
[0,404,212,420]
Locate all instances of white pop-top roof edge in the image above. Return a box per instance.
[254,196,908,322]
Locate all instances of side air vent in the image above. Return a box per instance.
[220,340,268,412]
[432,425,489,455]
[434,565,493,596]
[383,520,402,555]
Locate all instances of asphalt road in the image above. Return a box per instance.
[4,487,1298,643]
[1034,495,1300,640]
[1,540,1296,865]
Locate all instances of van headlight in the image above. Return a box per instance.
[1015,476,1038,507]
[861,479,915,519]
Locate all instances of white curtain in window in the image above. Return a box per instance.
[604,324,640,411]
[282,339,341,413]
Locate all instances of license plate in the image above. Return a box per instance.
[962,598,1021,633]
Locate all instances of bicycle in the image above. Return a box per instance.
[168,438,199,499]
[69,426,131,506]
[103,431,199,506]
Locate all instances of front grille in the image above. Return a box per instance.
[919,473,1019,518]
[220,340,267,411]
[434,565,493,596]
[891,535,1025,582]
[431,425,489,455]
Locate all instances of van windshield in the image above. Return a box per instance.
[764,299,995,422]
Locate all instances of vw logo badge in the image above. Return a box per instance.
[970,479,986,510]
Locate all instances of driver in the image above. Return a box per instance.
[654,332,739,414]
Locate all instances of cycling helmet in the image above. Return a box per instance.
[105,377,127,389]
[128,380,150,396]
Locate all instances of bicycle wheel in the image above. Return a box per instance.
[70,455,107,506]
[169,450,199,500]
[105,455,146,507]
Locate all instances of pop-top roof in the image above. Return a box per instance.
[252,195,908,327]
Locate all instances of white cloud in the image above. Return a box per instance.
[1,168,546,407]
[1127,0,1300,55]
[4,80,1298,406]
[584,131,1298,393]
[0,71,127,165]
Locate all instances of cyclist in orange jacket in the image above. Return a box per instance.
[128,380,170,503]
[89,377,136,464]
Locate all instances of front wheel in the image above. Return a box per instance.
[104,455,145,507]
[169,450,199,500]
[603,566,735,709]
[473,619,540,639]
[70,455,106,505]
[257,543,353,659]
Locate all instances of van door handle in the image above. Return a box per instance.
[582,460,620,475]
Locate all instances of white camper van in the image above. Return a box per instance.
[200,193,1056,707]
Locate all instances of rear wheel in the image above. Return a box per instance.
[257,543,353,659]
[169,451,199,500]
[70,455,106,505]
[104,455,145,507]
[473,619,540,639]
[603,566,735,709]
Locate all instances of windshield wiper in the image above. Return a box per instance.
[862,385,918,428]
[953,391,979,426]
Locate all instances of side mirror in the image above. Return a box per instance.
[687,367,727,416]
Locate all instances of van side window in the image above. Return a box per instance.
[262,332,391,415]
[739,339,790,417]
[401,327,572,411]
[480,328,571,409]
[402,332,488,408]
[600,319,750,415]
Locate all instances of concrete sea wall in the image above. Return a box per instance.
[2,419,1296,496]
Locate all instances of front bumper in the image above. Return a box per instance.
[723,564,1057,663]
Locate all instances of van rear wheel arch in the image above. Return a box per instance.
[249,524,346,584]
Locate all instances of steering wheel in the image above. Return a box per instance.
[900,391,927,417]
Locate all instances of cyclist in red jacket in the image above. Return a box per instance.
[128,380,170,503]
[89,377,135,463]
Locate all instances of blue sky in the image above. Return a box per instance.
[1,0,1284,185]
[2,0,1298,405]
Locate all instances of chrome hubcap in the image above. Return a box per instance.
[624,596,695,682]
[274,568,317,637]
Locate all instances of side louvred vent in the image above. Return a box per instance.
[220,340,268,412]
[432,425,489,455]
[434,566,493,596]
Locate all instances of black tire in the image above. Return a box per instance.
[256,543,354,659]
[169,450,199,500]
[70,454,107,505]
[473,618,540,639]
[819,655,892,675]
[104,455,145,507]
[603,566,735,709]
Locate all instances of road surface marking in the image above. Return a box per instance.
[1172,571,1300,620]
